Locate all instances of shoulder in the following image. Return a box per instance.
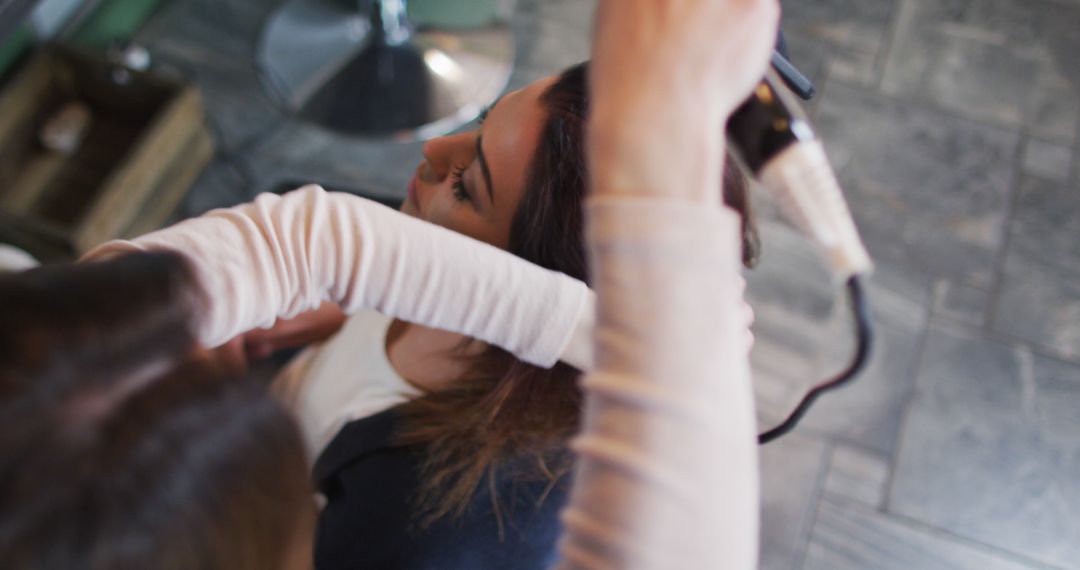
[314,409,568,570]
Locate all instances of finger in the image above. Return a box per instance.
[245,340,274,361]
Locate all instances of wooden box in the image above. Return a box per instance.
[0,46,213,260]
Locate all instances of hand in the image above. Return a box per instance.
[588,0,780,201]
[242,302,347,360]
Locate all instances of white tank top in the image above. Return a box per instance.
[272,309,420,458]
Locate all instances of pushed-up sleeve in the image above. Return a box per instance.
[558,197,759,569]
[84,185,594,369]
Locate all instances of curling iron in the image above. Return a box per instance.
[728,66,872,278]
[726,58,875,444]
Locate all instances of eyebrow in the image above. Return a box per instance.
[476,134,496,206]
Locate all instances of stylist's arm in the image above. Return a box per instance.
[559,1,778,568]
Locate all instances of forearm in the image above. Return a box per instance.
[83,185,593,369]
[558,197,758,569]
[563,1,778,560]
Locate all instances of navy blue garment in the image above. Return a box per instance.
[313,407,570,570]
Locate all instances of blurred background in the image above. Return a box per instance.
[0,0,1077,568]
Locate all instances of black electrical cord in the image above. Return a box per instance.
[757,275,873,445]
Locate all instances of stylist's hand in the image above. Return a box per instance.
[588,0,779,202]
[242,302,347,360]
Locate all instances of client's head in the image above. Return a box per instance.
[397,63,758,523]
[0,253,313,570]
[402,62,757,271]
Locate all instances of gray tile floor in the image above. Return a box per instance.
[130,0,1080,567]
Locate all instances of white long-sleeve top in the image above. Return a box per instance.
[86,185,595,371]
[85,185,758,569]
[559,198,759,569]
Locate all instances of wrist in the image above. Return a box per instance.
[587,112,726,204]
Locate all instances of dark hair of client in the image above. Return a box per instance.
[0,253,313,570]
[398,62,760,525]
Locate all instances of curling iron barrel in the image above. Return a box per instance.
[727,69,873,279]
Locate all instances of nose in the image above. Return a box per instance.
[420,132,475,182]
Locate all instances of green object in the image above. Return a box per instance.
[0,25,32,81]
[68,0,164,48]
[408,0,501,29]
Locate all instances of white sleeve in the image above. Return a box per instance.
[83,185,595,370]
[558,197,759,569]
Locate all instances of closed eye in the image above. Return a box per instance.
[449,165,471,203]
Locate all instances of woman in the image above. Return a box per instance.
[0,253,316,569]
[0,0,778,566]
[273,60,758,538]
[89,65,759,568]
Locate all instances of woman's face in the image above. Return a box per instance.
[400,77,556,249]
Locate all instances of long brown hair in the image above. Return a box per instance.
[0,253,313,570]
[397,63,759,526]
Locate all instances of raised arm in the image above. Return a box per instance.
[84,185,594,370]
[559,0,779,568]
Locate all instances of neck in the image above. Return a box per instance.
[385,319,486,392]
